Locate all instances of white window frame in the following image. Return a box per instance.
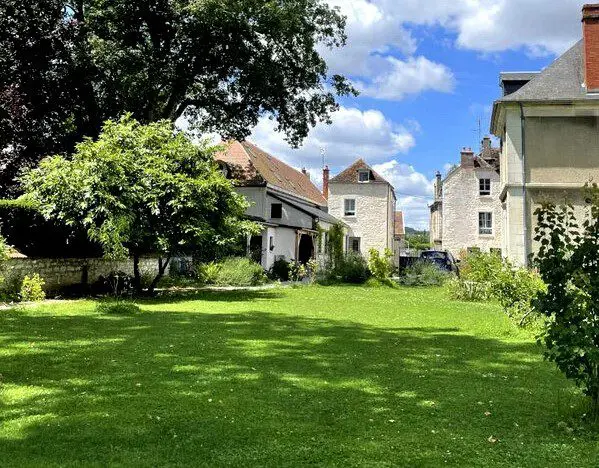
[479,178,491,196]
[358,170,370,183]
[479,212,493,235]
[349,236,361,253]
[344,198,356,217]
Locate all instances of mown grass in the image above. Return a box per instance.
[0,286,597,467]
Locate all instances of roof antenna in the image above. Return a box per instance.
[320,146,326,169]
[472,116,482,151]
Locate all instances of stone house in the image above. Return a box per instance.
[326,159,396,256]
[217,141,341,270]
[393,211,406,258]
[429,138,503,258]
[490,4,599,265]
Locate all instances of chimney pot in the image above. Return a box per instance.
[583,4,599,91]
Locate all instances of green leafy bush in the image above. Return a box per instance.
[289,262,307,282]
[446,278,492,302]
[335,253,370,284]
[494,265,546,326]
[96,301,141,315]
[457,251,503,300]
[20,273,46,302]
[213,257,267,286]
[398,261,450,287]
[269,259,291,282]
[196,262,221,285]
[533,189,599,416]
[451,251,546,326]
[368,248,394,281]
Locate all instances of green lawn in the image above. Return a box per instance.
[0,286,597,467]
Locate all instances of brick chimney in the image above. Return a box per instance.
[322,166,330,200]
[583,4,599,92]
[435,171,442,199]
[482,136,492,150]
[460,147,475,168]
[301,167,310,180]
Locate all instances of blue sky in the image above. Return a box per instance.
[249,0,586,228]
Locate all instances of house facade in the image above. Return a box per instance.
[491,4,599,265]
[429,138,503,257]
[217,141,341,270]
[393,211,406,259]
[326,159,396,256]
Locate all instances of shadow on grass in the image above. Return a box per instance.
[145,288,288,304]
[0,305,596,466]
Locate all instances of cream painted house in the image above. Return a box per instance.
[491,4,599,265]
[326,159,396,255]
[217,141,341,270]
[429,138,503,257]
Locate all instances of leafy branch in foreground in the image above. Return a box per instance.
[534,184,599,418]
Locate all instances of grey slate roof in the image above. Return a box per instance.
[498,40,586,102]
[269,191,341,226]
[500,72,540,82]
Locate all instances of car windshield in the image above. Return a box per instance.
[421,251,446,260]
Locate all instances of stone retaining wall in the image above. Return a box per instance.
[5,257,170,292]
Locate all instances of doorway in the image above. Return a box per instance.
[297,234,314,264]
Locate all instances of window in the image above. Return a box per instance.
[490,248,502,256]
[270,203,282,219]
[467,247,481,254]
[349,237,361,253]
[479,178,491,196]
[344,198,356,216]
[479,212,493,235]
[358,170,370,183]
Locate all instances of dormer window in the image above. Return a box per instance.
[358,170,370,183]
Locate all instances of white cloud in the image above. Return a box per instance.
[321,0,417,76]
[332,0,583,58]
[357,56,455,101]
[398,196,431,230]
[371,160,434,230]
[372,160,433,198]
[250,106,416,169]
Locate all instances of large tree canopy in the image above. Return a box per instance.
[21,115,259,294]
[0,0,354,193]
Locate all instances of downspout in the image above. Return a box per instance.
[520,103,530,265]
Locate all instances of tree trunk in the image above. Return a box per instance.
[147,255,171,296]
[133,253,142,295]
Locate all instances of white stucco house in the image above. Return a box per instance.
[489,4,599,265]
[217,141,341,270]
[429,138,503,258]
[326,159,396,256]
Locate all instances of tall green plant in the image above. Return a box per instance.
[368,248,394,280]
[326,223,345,268]
[534,184,599,417]
[21,116,259,295]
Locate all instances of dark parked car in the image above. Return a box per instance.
[419,250,460,274]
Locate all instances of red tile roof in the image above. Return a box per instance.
[394,211,405,238]
[330,159,392,186]
[217,141,327,206]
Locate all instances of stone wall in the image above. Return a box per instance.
[5,257,170,292]
[442,166,503,258]
[328,182,395,254]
